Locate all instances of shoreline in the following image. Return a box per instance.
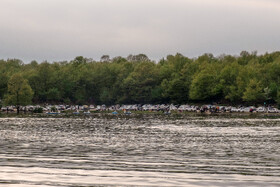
[1,110,280,119]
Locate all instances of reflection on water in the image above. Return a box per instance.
[0,117,279,186]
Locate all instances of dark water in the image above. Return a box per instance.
[0,117,279,186]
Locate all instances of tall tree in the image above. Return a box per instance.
[4,74,34,113]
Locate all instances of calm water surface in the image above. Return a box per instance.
[0,116,279,186]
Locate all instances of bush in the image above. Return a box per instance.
[33,107,43,113]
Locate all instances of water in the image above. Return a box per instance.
[0,116,279,186]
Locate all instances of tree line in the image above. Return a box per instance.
[1,51,280,107]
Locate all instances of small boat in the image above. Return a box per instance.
[84,111,91,115]
[112,111,118,115]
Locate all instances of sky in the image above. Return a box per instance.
[0,0,280,63]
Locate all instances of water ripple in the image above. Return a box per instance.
[0,117,279,186]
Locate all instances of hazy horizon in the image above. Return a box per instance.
[1,50,278,64]
[1,0,279,63]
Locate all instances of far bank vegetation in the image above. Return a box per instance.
[0,51,280,107]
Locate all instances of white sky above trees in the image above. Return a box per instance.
[0,0,279,62]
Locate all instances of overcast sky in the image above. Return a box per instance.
[0,0,280,62]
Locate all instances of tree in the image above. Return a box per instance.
[46,88,61,102]
[219,62,241,103]
[4,74,34,113]
[189,72,217,101]
[121,62,159,103]
[100,55,110,62]
[242,79,264,104]
[277,90,280,108]
[72,56,87,66]
[127,54,150,62]
[189,63,223,102]
[0,73,8,99]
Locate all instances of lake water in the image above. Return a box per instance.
[0,116,279,186]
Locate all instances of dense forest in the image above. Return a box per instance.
[1,51,280,107]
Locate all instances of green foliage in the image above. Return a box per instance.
[219,62,241,102]
[1,51,280,105]
[33,107,43,113]
[50,106,57,112]
[4,74,33,106]
[121,61,159,103]
[242,79,264,103]
[276,90,280,109]
[190,72,217,100]
[189,63,222,101]
[46,88,61,101]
